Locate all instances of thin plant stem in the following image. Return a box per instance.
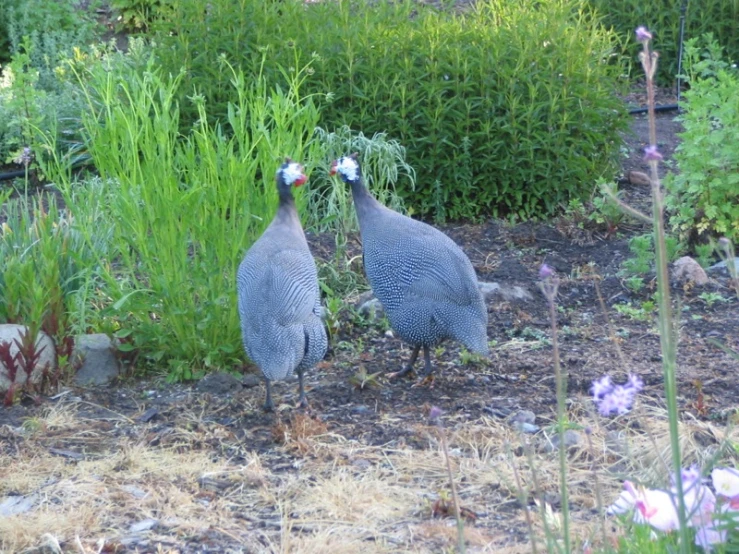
[522,439,558,553]
[509,441,538,554]
[548,292,571,553]
[639,33,690,551]
[439,428,466,554]
[584,430,610,552]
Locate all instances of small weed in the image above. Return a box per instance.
[614,301,654,321]
[698,291,728,308]
[349,366,383,391]
[623,275,645,294]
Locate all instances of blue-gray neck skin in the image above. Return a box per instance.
[275,181,299,225]
[347,176,382,220]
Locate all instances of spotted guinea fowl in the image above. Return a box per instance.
[330,153,488,379]
[237,159,327,410]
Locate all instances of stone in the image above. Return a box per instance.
[73,334,121,386]
[0,493,39,516]
[129,518,158,533]
[627,170,651,186]
[508,410,536,426]
[540,430,581,453]
[0,324,57,394]
[358,298,384,320]
[478,281,533,302]
[672,256,709,286]
[196,371,242,394]
[241,373,262,388]
[708,257,739,275]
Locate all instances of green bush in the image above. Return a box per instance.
[40,51,323,380]
[153,0,629,222]
[0,194,100,343]
[665,35,739,244]
[0,0,98,68]
[586,0,739,86]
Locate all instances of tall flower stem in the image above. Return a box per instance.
[637,28,690,552]
[540,265,569,553]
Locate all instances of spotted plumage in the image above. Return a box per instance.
[237,159,327,410]
[330,153,488,379]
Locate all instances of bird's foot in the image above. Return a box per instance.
[262,401,275,413]
[387,367,415,380]
[411,374,435,388]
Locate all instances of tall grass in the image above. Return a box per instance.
[40,51,323,379]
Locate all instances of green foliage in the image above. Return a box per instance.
[306,126,414,234]
[614,300,655,321]
[110,0,174,31]
[621,232,683,275]
[0,0,99,68]
[665,35,739,245]
[41,51,322,380]
[153,0,629,222]
[0,195,100,342]
[586,0,739,85]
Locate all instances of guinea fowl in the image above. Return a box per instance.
[330,153,489,380]
[237,159,327,410]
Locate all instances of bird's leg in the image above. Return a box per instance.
[263,378,274,412]
[422,346,433,375]
[413,346,436,388]
[388,344,420,379]
[296,369,309,408]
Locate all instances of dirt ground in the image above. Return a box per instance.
[1,100,739,553]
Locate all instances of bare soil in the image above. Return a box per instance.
[1,102,738,553]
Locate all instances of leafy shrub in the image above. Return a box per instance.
[621,232,683,276]
[110,0,175,32]
[586,0,739,85]
[0,0,98,68]
[665,35,739,244]
[41,51,323,380]
[0,194,100,344]
[305,126,414,234]
[153,0,629,222]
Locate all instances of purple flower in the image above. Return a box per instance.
[14,146,32,167]
[643,145,663,162]
[429,406,444,422]
[591,374,643,416]
[539,264,555,280]
[635,27,652,43]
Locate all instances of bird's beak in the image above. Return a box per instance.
[329,161,338,176]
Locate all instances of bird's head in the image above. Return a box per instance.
[329,152,361,184]
[277,158,308,189]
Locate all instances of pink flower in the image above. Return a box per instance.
[643,145,663,162]
[539,264,555,280]
[608,481,679,532]
[635,26,653,43]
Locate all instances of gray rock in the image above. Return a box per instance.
[0,493,39,516]
[478,281,533,302]
[129,518,158,533]
[672,256,709,285]
[508,410,539,432]
[540,430,581,453]
[358,298,384,320]
[508,410,536,426]
[0,324,56,394]
[605,430,629,457]
[242,373,262,388]
[73,334,121,386]
[197,372,242,394]
[514,422,540,434]
[709,257,739,275]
